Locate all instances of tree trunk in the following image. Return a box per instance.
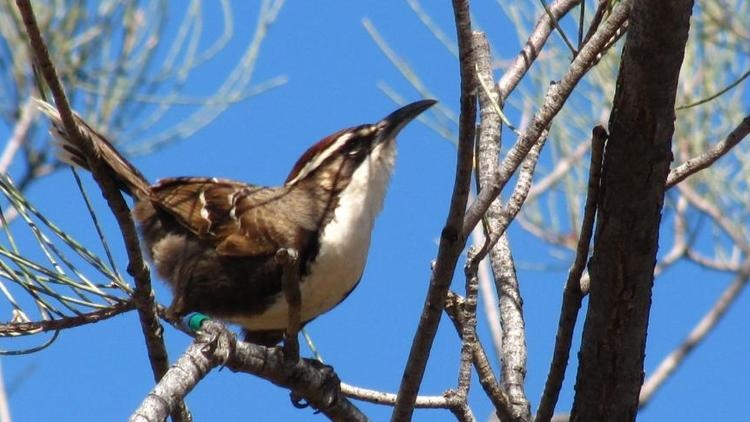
[570,1,694,420]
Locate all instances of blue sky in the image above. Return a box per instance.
[3,1,749,421]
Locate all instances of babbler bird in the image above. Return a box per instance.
[37,99,435,345]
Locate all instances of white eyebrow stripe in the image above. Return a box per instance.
[287,131,356,185]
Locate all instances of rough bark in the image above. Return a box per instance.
[570,1,694,421]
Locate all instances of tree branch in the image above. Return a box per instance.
[341,383,452,409]
[474,33,533,415]
[472,32,505,362]
[571,1,694,419]
[497,0,582,99]
[445,292,516,421]
[457,249,480,399]
[0,301,134,336]
[536,126,607,422]
[391,1,477,419]
[666,115,750,188]
[132,320,366,422]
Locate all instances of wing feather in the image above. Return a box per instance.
[149,177,308,257]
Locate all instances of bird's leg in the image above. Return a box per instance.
[277,248,302,363]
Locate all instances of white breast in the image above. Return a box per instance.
[229,140,396,330]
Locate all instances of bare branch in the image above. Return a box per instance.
[0,301,133,336]
[132,320,366,422]
[391,1,477,419]
[472,130,546,268]
[341,383,452,408]
[445,292,516,421]
[537,0,579,55]
[471,223,504,357]
[471,33,505,359]
[491,236,530,419]
[474,32,533,419]
[666,115,750,188]
[497,0,582,99]
[458,249,480,397]
[686,249,741,272]
[536,126,607,422]
[581,0,611,47]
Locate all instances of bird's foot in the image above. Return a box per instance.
[289,359,340,413]
[184,314,235,367]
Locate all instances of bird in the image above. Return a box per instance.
[37,99,436,345]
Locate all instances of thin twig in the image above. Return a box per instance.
[581,0,610,47]
[391,1,477,420]
[535,126,607,422]
[577,0,585,49]
[665,115,750,188]
[474,131,546,263]
[0,300,133,336]
[497,0,582,99]
[458,248,480,396]
[538,0,578,55]
[445,292,515,421]
[476,72,541,421]
[471,33,505,360]
[686,249,740,272]
[341,383,452,408]
[676,68,750,110]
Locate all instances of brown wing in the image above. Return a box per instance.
[149,177,307,257]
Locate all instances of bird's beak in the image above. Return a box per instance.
[376,99,437,142]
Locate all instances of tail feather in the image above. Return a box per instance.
[35,99,151,199]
